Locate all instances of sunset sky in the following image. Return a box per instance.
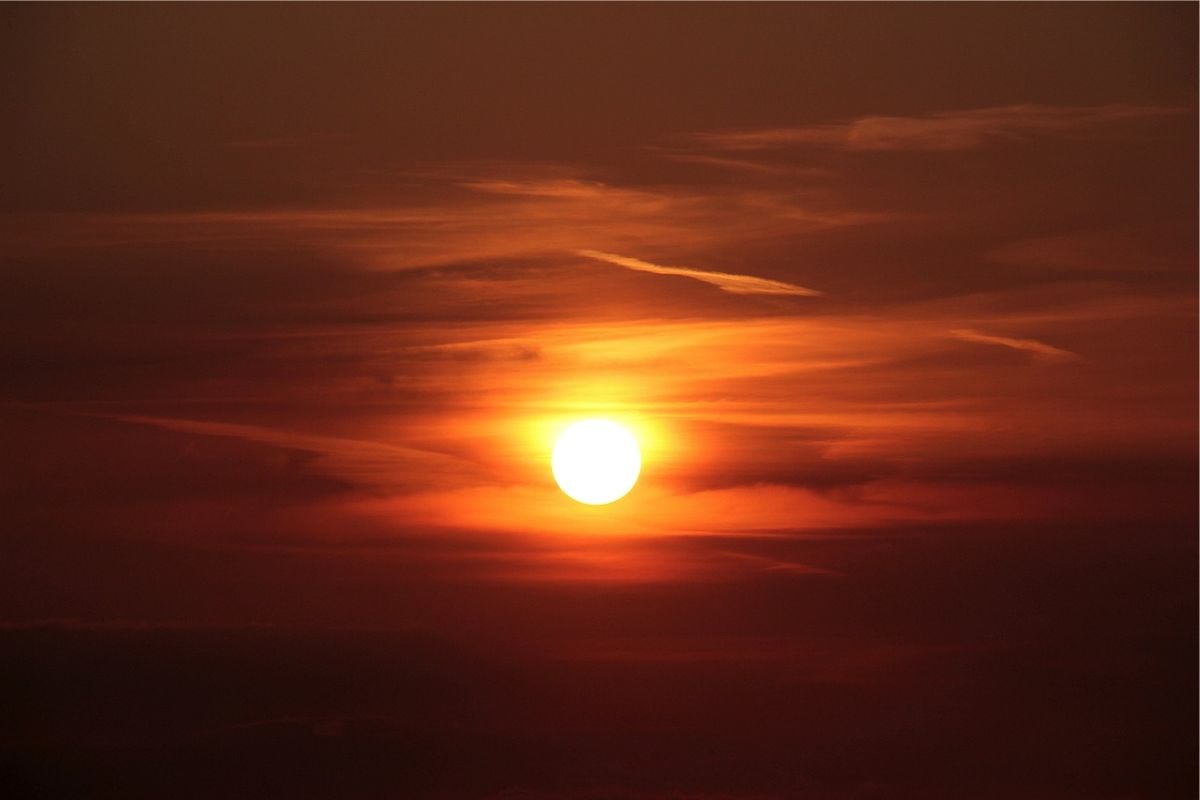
[2,5,1196,799]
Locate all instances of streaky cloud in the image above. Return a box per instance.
[696,104,1182,151]
[657,153,830,177]
[92,412,474,490]
[949,328,1080,362]
[577,249,822,297]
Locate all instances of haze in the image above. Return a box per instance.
[2,5,1196,799]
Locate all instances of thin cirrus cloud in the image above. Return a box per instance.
[5,175,877,276]
[694,104,1182,151]
[91,412,476,491]
[577,249,822,297]
[949,328,1080,362]
[986,225,1196,273]
[656,152,831,178]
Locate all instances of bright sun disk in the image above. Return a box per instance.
[552,419,641,505]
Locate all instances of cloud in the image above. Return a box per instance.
[657,153,830,177]
[695,104,1182,151]
[949,328,1080,362]
[577,250,822,296]
[93,412,476,491]
[714,550,839,577]
[456,178,618,199]
[986,225,1196,273]
[2,163,885,279]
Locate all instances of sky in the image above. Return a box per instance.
[1,5,1197,799]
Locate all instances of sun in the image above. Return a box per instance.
[552,419,641,505]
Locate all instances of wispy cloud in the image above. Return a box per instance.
[986,225,1196,273]
[456,177,618,199]
[2,164,886,276]
[715,550,839,576]
[577,249,822,296]
[95,412,475,491]
[657,153,829,178]
[949,328,1080,362]
[695,104,1181,151]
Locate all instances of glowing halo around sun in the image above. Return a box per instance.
[551,419,641,505]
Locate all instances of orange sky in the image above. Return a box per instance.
[1,1,1195,602]
[1,5,1196,798]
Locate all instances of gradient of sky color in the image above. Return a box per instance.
[2,5,1196,799]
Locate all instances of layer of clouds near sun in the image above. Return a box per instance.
[4,99,1195,574]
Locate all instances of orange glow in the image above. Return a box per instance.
[4,6,1195,796]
